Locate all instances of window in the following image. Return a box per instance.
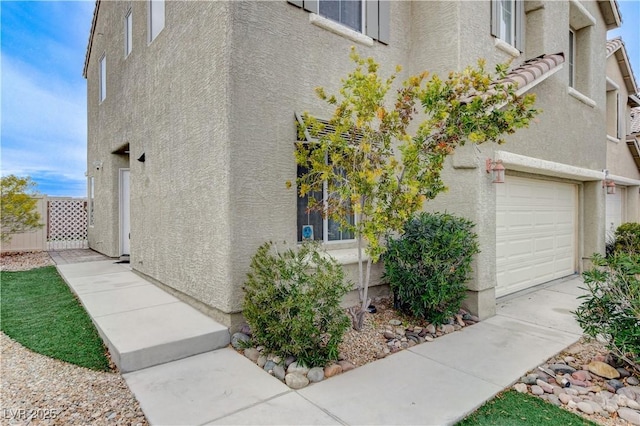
[568,29,575,88]
[297,161,355,243]
[287,0,389,44]
[319,0,362,32]
[125,9,132,56]
[89,176,95,226]
[491,0,524,51]
[148,0,165,42]
[99,54,106,102]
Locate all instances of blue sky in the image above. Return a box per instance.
[0,0,639,198]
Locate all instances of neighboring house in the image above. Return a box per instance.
[604,37,640,234]
[84,0,620,329]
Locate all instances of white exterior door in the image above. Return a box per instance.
[605,186,626,234]
[496,176,577,297]
[120,169,130,256]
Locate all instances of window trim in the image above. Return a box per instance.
[317,0,365,34]
[88,176,95,227]
[125,9,133,57]
[99,53,106,103]
[491,0,524,52]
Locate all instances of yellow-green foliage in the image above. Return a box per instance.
[1,175,43,243]
[294,48,539,312]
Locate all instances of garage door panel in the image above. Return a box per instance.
[497,176,577,297]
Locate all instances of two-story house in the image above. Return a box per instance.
[604,37,640,234]
[85,0,620,329]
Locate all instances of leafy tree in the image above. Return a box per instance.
[1,175,43,243]
[295,48,539,330]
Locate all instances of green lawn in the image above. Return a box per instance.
[457,390,597,426]
[0,266,111,371]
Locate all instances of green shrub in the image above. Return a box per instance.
[384,212,480,325]
[614,222,640,255]
[574,253,640,371]
[242,241,351,367]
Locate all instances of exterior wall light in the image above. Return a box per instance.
[486,159,505,184]
[602,170,616,195]
[603,179,616,195]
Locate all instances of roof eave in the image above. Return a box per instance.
[82,1,101,79]
[599,0,622,29]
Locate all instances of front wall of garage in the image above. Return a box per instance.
[496,176,578,297]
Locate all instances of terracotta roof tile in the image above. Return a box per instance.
[631,107,640,134]
[460,53,564,103]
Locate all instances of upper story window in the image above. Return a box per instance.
[491,0,524,52]
[568,29,576,88]
[99,54,106,102]
[125,9,133,56]
[319,0,362,32]
[287,0,389,44]
[567,0,595,105]
[149,0,165,43]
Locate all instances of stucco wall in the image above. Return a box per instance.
[86,0,613,324]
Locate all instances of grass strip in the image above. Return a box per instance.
[457,390,597,426]
[0,266,110,371]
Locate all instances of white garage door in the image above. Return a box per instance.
[496,176,577,297]
[605,186,626,234]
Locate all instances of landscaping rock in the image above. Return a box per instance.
[240,324,252,336]
[425,324,436,334]
[324,364,342,378]
[577,401,594,415]
[536,379,555,394]
[389,319,402,326]
[338,360,356,372]
[287,362,309,375]
[587,361,620,379]
[521,374,538,385]
[628,377,640,386]
[617,368,631,378]
[618,408,640,425]
[263,361,276,372]
[513,383,528,393]
[257,355,267,368]
[559,393,573,405]
[549,364,576,375]
[231,332,251,349]
[307,367,324,383]
[284,356,296,368]
[531,385,544,396]
[273,365,286,381]
[607,379,624,392]
[383,331,396,340]
[571,370,592,381]
[285,373,309,389]
[243,348,260,363]
[546,394,561,407]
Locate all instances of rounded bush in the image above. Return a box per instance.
[384,212,480,325]
[242,241,351,367]
[614,222,640,255]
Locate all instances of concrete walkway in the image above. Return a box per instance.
[55,255,586,425]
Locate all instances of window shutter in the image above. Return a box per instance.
[490,0,499,38]
[287,0,317,14]
[302,0,318,14]
[366,0,379,40]
[377,1,390,44]
[514,0,524,52]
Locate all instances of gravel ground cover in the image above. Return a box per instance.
[1,251,148,425]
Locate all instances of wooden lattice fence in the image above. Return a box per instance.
[46,198,89,250]
[1,197,88,253]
